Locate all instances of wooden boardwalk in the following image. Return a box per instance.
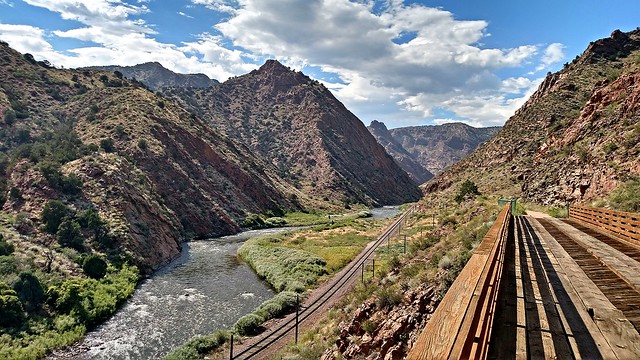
[489,215,640,359]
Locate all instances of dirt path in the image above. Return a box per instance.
[525,210,550,218]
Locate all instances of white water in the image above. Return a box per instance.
[61,208,400,359]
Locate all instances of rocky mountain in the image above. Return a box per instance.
[425,29,640,205]
[0,42,302,273]
[84,62,219,90]
[0,42,421,276]
[164,60,422,206]
[367,120,434,184]
[379,122,500,175]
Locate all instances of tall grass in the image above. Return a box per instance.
[238,237,327,292]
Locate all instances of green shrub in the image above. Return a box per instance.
[0,290,25,327]
[12,271,45,312]
[603,142,619,154]
[388,255,401,269]
[256,291,298,320]
[165,330,230,360]
[375,286,402,309]
[83,255,107,279]
[362,319,377,333]
[77,209,110,245]
[264,217,287,227]
[439,250,472,298]
[259,301,282,318]
[9,187,22,201]
[0,255,17,275]
[137,139,148,150]
[100,138,115,152]
[234,313,263,336]
[607,176,640,212]
[454,179,480,203]
[53,265,138,325]
[242,213,266,229]
[409,234,440,253]
[42,199,69,233]
[3,109,16,126]
[238,241,327,292]
[56,218,84,250]
[547,206,567,218]
[0,235,14,256]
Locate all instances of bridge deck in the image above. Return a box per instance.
[489,215,640,359]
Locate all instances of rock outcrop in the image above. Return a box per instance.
[323,284,439,360]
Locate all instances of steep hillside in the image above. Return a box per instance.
[425,29,640,205]
[165,60,422,206]
[84,62,219,90]
[388,123,500,175]
[367,120,433,184]
[0,42,296,273]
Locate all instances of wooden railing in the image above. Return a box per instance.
[569,205,640,247]
[408,204,512,360]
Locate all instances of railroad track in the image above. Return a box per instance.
[231,206,414,359]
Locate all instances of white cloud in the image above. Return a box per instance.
[399,76,543,127]
[0,0,14,7]
[3,0,255,81]
[177,11,194,19]
[23,0,152,34]
[213,0,543,126]
[192,0,238,14]
[535,42,565,71]
[3,0,557,128]
[0,23,73,65]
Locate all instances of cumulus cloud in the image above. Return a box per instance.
[212,0,543,126]
[535,42,565,71]
[3,0,255,80]
[2,0,557,127]
[0,23,73,65]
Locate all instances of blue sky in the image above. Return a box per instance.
[0,0,638,128]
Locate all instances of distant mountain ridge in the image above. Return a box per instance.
[367,120,500,177]
[84,62,219,90]
[367,120,434,184]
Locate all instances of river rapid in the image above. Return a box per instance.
[57,207,400,359]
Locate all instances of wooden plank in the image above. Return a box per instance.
[408,205,511,360]
[530,217,640,359]
[550,219,640,292]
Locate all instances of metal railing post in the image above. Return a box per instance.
[372,258,375,278]
[230,334,233,360]
[403,234,407,254]
[295,294,299,344]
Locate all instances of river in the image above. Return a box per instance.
[60,207,400,359]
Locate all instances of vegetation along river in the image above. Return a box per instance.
[60,207,400,359]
